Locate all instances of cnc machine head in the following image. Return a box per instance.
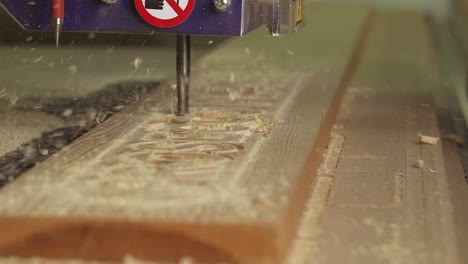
[0,0,303,36]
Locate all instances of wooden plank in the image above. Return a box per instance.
[0,5,371,264]
[289,12,465,264]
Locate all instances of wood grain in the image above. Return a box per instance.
[0,5,371,264]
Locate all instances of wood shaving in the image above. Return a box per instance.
[62,109,73,118]
[413,159,424,169]
[440,130,464,145]
[417,132,439,145]
[39,149,49,156]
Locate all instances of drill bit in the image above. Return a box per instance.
[176,34,191,116]
[51,0,64,48]
[52,22,62,48]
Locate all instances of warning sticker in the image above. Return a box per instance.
[135,0,195,28]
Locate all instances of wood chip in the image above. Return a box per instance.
[39,149,49,156]
[413,159,424,169]
[62,108,73,118]
[440,130,464,145]
[417,132,439,145]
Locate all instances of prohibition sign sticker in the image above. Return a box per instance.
[135,0,195,28]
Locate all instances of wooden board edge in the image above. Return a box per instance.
[0,216,279,264]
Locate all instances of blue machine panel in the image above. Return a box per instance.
[0,0,244,36]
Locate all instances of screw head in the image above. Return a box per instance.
[213,0,231,12]
[101,0,118,4]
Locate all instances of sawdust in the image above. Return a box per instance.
[0,104,61,157]
[393,171,404,206]
[0,82,158,187]
[350,223,410,264]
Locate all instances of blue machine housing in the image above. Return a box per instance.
[0,0,246,36]
[0,0,302,36]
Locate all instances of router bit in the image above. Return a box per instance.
[176,34,190,116]
[51,0,64,48]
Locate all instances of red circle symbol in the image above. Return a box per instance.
[135,0,195,28]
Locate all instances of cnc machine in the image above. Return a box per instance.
[0,0,303,115]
